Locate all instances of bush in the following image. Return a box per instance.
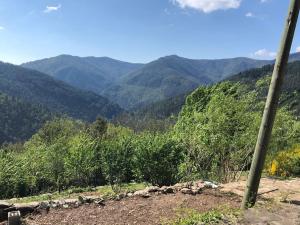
[101,127,134,188]
[133,133,184,186]
[267,145,300,177]
[65,134,102,186]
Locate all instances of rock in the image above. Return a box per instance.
[127,193,133,197]
[133,190,151,198]
[64,199,77,205]
[78,196,85,204]
[58,199,66,206]
[15,206,35,217]
[204,181,218,189]
[94,198,105,206]
[115,193,126,201]
[39,202,50,210]
[0,201,12,210]
[181,188,193,195]
[62,204,69,209]
[159,186,174,194]
[191,188,202,195]
[146,186,160,193]
[165,187,175,194]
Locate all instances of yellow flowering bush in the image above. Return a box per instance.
[267,145,300,177]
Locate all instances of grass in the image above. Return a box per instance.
[162,206,241,225]
[7,182,147,204]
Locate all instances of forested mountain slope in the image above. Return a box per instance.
[103,55,273,109]
[23,54,276,110]
[22,55,143,93]
[0,62,123,121]
[0,93,53,144]
[139,59,300,120]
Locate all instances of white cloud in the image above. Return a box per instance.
[254,49,277,58]
[43,4,61,13]
[260,0,269,3]
[0,26,4,30]
[172,0,241,13]
[296,46,300,53]
[245,12,254,17]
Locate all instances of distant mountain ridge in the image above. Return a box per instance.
[22,53,300,109]
[22,55,143,94]
[0,61,123,121]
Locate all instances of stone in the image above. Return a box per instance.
[0,201,12,210]
[146,186,160,193]
[94,198,105,206]
[191,188,202,195]
[181,188,193,195]
[204,181,218,189]
[165,187,175,194]
[62,204,69,209]
[15,206,35,216]
[159,186,174,194]
[39,202,50,210]
[0,201,13,222]
[115,193,126,201]
[133,190,151,198]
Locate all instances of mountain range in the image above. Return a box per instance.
[0,62,123,121]
[2,52,300,144]
[22,54,282,109]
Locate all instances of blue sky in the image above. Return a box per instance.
[0,0,299,64]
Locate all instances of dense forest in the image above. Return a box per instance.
[0,93,53,144]
[132,60,300,122]
[0,62,123,121]
[1,79,299,199]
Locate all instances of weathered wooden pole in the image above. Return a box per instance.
[241,0,300,209]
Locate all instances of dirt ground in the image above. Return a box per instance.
[24,190,240,225]
[7,178,300,225]
[223,178,300,225]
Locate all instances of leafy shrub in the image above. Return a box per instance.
[267,145,300,177]
[101,127,134,188]
[133,133,184,186]
[65,134,102,186]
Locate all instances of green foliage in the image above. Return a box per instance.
[88,117,108,139]
[1,75,299,200]
[174,82,300,182]
[163,207,240,225]
[133,133,184,186]
[65,134,101,186]
[101,132,134,188]
[0,92,53,145]
[22,54,143,94]
[267,145,300,177]
[0,61,123,122]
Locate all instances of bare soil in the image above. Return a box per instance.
[24,190,240,225]
[3,178,300,225]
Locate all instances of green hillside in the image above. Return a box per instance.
[0,93,53,144]
[23,54,275,110]
[0,62,123,121]
[22,55,143,93]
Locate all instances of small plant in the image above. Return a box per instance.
[163,207,240,225]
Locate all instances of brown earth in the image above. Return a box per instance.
[23,190,240,225]
[3,178,300,225]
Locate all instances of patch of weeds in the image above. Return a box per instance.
[163,206,241,225]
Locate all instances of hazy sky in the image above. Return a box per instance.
[0,0,299,64]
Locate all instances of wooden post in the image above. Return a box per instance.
[8,211,21,225]
[241,0,300,209]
